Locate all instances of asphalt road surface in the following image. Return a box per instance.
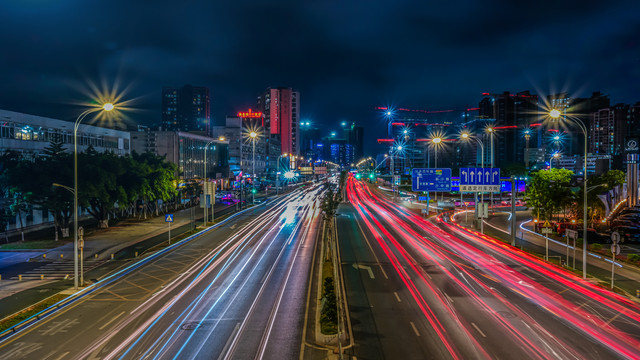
[0,184,325,360]
[339,177,640,360]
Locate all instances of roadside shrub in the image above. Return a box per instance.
[591,243,603,252]
[628,254,640,263]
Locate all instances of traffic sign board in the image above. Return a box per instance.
[459,167,500,192]
[566,229,578,240]
[611,243,621,256]
[543,220,551,228]
[611,231,620,244]
[165,214,174,222]
[412,168,452,192]
[541,227,552,234]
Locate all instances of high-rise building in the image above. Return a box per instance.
[210,115,267,179]
[161,85,211,135]
[590,103,629,157]
[479,91,539,167]
[257,87,300,155]
[300,121,321,161]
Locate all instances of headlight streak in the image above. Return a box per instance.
[129,186,324,360]
[352,179,640,358]
[102,192,302,359]
[189,195,321,358]
[226,197,321,360]
[149,193,312,359]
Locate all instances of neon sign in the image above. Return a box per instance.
[237,108,263,118]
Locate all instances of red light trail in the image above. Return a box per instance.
[345,176,640,358]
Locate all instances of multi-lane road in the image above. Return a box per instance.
[340,177,640,359]
[0,185,325,360]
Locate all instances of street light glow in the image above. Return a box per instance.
[549,109,561,118]
[460,132,470,139]
[249,131,257,138]
[432,137,442,144]
[396,145,403,151]
[102,102,115,111]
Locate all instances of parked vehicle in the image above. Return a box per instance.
[611,226,640,243]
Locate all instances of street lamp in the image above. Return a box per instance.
[460,132,486,233]
[549,109,589,279]
[551,152,560,169]
[248,130,259,205]
[203,139,215,226]
[73,102,114,290]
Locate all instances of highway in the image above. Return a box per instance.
[0,184,325,360]
[341,177,640,360]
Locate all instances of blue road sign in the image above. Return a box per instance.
[412,168,452,192]
[459,168,500,192]
[459,168,500,185]
[165,214,174,222]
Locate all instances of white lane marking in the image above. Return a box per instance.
[352,263,375,279]
[394,291,401,302]
[98,311,125,330]
[471,322,487,337]
[409,321,420,337]
[444,292,454,303]
[53,352,70,360]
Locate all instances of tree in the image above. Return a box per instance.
[526,168,574,221]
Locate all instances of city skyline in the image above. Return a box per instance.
[1,0,639,154]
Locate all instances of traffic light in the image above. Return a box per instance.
[251,189,257,194]
[355,173,361,180]
[369,173,375,179]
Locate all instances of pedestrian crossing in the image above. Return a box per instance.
[10,259,106,280]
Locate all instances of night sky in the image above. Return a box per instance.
[1,0,639,153]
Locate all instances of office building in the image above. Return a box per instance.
[256,87,300,155]
[590,103,629,159]
[210,116,267,179]
[130,130,228,181]
[0,109,130,157]
[161,85,211,135]
[478,91,539,167]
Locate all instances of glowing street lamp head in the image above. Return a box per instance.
[102,103,115,111]
[553,135,560,141]
[249,131,257,138]
[386,111,391,116]
[396,145,403,151]
[218,136,226,141]
[553,152,560,158]
[486,126,494,133]
[460,132,470,139]
[284,171,296,179]
[432,137,442,144]
[549,109,561,119]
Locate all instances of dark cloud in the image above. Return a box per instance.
[1,0,639,152]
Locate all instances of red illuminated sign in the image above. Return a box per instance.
[237,108,263,118]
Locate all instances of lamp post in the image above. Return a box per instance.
[551,152,560,169]
[276,153,288,194]
[73,103,114,290]
[430,136,443,207]
[461,132,485,233]
[248,131,258,205]
[550,109,588,279]
[486,126,495,213]
[203,139,215,226]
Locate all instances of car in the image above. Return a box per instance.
[611,226,640,243]
[576,228,609,243]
